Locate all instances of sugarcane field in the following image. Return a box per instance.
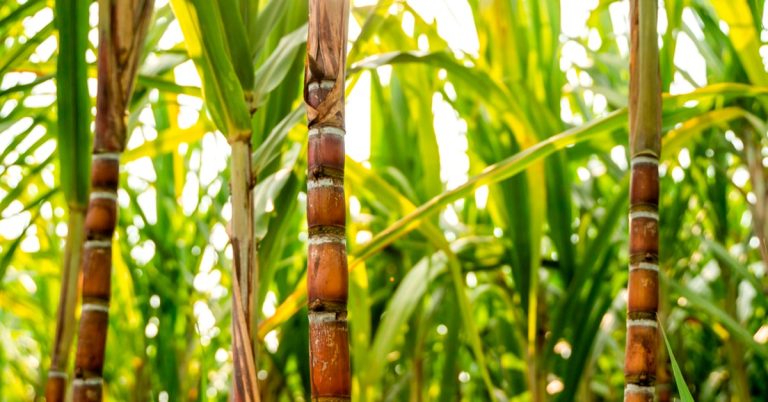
[2,0,768,401]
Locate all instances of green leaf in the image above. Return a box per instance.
[54,0,91,208]
[171,0,251,138]
[216,1,253,90]
[660,325,695,402]
[251,24,307,109]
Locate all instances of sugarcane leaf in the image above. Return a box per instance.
[366,253,448,385]
[122,119,211,162]
[251,24,307,109]
[660,325,695,402]
[170,0,250,137]
[251,106,304,178]
[710,1,768,87]
[136,75,202,97]
[252,143,299,241]
[0,22,54,76]
[0,0,46,34]
[662,107,763,160]
[216,0,253,90]
[249,0,289,58]
[54,0,90,208]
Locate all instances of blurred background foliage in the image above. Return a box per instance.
[1,0,768,400]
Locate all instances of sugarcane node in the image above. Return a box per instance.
[629,253,658,266]
[308,165,344,180]
[308,299,348,315]
[627,311,657,321]
[308,225,346,238]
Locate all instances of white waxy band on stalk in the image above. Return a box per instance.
[90,191,117,201]
[308,126,346,138]
[48,370,67,379]
[630,155,659,168]
[625,384,655,395]
[320,80,335,90]
[630,262,659,272]
[309,234,346,246]
[82,303,110,314]
[308,311,342,324]
[73,377,103,386]
[629,210,659,221]
[308,177,343,190]
[93,153,120,161]
[627,318,657,328]
[85,240,111,249]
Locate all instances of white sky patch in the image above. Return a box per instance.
[174,60,202,88]
[407,0,479,57]
[673,32,707,87]
[610,145,628,170]
[199,133,228,186]
[346,71,371,162]
[608,0,630,57]
[561,0,596,38]
[432,92,468,189]
[158,19,184,50]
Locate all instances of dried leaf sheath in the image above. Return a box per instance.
[72,1,153,401]
[305,0,351,400]
[625,1,661,401]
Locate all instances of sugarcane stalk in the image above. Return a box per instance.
[305,0,351,400]
[625,1,661,401]
[230,137,261,402]
[71,1,153,400]
[46,209,85,401]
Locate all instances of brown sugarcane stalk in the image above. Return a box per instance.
[625,1,661,401]
[71,0,153,400]
[304,0,351,400]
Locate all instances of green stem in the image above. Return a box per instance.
[45,208,85,401]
